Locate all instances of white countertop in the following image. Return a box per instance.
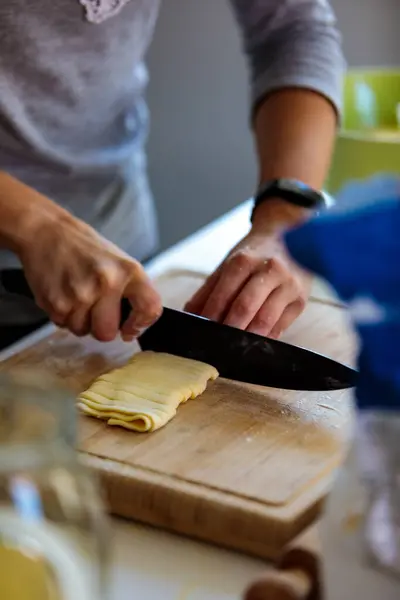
[145,200,252,278]
[109,519,266,600]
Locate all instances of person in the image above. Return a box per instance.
[0,0,344,347]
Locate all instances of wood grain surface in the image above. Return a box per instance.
[0,270,356,559]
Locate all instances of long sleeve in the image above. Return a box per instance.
[229,0,345,117]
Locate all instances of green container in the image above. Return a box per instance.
[327,69,400,194]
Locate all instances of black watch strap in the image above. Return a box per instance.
[251,178,325,222]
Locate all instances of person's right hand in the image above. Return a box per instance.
[17,208,162,342]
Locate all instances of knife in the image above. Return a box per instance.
[1,269,357,391]
[138,307,356,391]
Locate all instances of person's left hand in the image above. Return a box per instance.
[184,229,311,339]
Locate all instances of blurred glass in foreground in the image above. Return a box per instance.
[0,370,109,600]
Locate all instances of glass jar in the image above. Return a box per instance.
[0,370,109,600]
[321,411,400,600]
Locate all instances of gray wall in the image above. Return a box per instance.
[334,0,399,67]
[146,0,399,250]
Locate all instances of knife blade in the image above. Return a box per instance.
[138,307,357,391]
[1,269,357,391]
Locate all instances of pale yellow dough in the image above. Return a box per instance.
[77,351,218,433]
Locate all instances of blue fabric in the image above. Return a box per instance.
[284,175,400,411]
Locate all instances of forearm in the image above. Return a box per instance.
[0,172,67,255]
[251,88,337,232]
[229,0,344,232]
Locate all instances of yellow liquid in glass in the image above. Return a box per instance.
[0,544,61,600]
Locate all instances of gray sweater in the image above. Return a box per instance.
[0,0,344,323]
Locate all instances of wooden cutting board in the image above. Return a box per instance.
[0,269,356,560]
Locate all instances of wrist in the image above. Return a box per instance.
[251,196,310,236]
[0,172,69,256]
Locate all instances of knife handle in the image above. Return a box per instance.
[119,297,132,328]
[1,269,132,330]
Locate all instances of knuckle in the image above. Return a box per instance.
[231,298,249,319]
[265,256,285,275]
[254,318,272,332]
[295,295,307,311]
[252,314,273,331]
[207,292,224,312]
[73,285,95,305]
[49,297,71,317]
[96,261,124,292]
[230,251,253,271]
[121,258,142,282]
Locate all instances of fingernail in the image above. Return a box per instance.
[270,331,281,340]
[122,334,135,343]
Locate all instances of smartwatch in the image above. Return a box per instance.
[251,178,327,222]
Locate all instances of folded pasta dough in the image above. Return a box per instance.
[77,351,218,433]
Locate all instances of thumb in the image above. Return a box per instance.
[120,268,162,339]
